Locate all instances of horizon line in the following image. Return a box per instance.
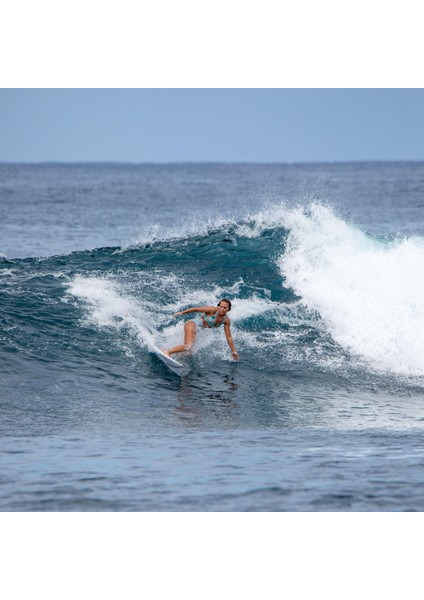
[1,159,423,166]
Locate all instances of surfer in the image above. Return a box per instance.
[163,299,239,360]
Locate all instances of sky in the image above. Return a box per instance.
[1,88,423,163]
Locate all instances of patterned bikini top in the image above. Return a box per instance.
[201,313,228,328]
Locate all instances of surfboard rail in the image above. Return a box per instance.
[152,346,184,376]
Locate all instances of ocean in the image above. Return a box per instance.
[2,162,424,511]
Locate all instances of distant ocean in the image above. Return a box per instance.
[2,162,424,511]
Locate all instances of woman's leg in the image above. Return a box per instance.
[164,321,197,356]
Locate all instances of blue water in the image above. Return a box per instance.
[2,162,424,511]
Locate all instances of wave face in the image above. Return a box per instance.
[2,201,424,413]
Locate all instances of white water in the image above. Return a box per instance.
[279,204,424,376]
[67,276,158,351]
[66,274,292,365]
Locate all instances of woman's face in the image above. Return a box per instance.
[218,301,231,315]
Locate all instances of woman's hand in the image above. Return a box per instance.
[173,311,183,318]
[232,351,239,361]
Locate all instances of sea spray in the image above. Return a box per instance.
[280,204,424,375]
[67,275,158,351]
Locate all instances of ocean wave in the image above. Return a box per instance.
[280,204,424,375]
[2,203,424,379]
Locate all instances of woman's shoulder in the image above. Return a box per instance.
[205,306,219,313]
[197,305,217,313]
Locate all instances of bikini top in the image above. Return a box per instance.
[200,313,228,328]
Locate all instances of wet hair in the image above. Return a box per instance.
[218,298,232,311]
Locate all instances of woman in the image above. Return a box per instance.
[163,298,239,360]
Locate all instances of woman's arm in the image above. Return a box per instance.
[224,320,239,360]
[174,306,216,317]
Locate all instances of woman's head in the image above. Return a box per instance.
[217,299,232,312]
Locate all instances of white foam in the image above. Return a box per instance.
[279,204,424,376]
[67,274,257,359]
[1,268,15,277]
[67,276,157,351]
[235,205,289,238]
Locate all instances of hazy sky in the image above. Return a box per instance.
[1,89,423,163]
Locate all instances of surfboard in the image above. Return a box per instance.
[152,346,184,376]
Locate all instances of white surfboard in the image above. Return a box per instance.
[152,346,184,376]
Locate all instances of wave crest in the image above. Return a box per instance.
[280,204,424,375]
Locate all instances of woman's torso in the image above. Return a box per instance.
[194,312,228,328]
